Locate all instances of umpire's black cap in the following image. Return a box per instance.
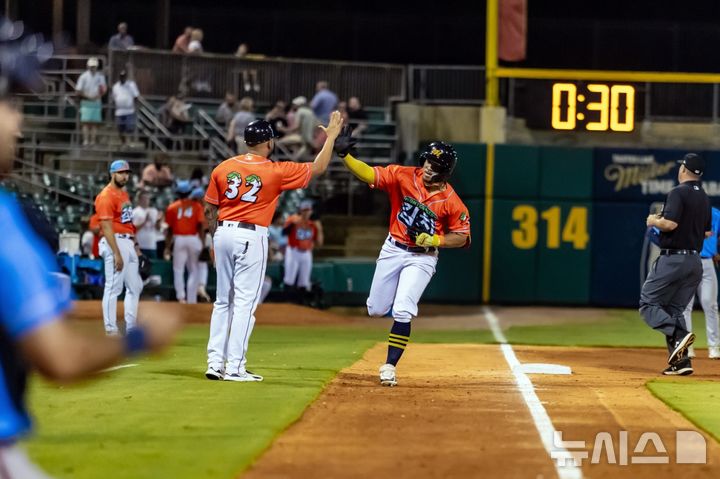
[244,120,278,147]
[678,153,705,176]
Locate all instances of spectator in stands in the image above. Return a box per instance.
[108,22,134,50]
[215,92,236,125]
[265,100,288,138]
[310,80,338,125]
[141,153,174,188]
[132,190,159,258]
[337,100,350,126]
[235,42,249,58]
[188,29,204,54]
[111,70,140,147]
[161,94,193,134]
[278,96,318,159]
[347,96,369,137]
[226,96,255,153]
[172,27,192,53]
[75,57,106,147]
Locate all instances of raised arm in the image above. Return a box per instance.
[334,126,375,184]
[310,110,343,178]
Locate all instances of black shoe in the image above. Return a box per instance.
[663,357,694,376]
[205,367,224,380]
[668,332,695,364]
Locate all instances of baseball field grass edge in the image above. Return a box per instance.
[647,380,720,444]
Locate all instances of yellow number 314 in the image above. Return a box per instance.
[512,205,589,250]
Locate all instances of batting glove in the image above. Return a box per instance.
[415,232,444,248]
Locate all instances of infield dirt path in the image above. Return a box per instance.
[244,344,720,479]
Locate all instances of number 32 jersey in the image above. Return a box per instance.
[371,165,471,246]
[205,154,312,227]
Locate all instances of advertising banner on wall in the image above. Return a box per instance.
[593,148,720,202]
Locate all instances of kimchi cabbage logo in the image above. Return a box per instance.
[604,154,676,194]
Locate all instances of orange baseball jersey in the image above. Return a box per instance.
[285,215,319,251]
[94,185,135,235]
[166,198,206,235]
[205,153,312,227]
[370,165,470,245]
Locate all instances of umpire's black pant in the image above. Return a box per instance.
[639,254,702,351]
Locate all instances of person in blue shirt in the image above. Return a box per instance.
[310,81,338,125]
[683,206,720,359]
[0,105,180,478]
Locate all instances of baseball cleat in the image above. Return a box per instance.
[709,346,720,359]
[379,363,397,387]
[205,367,224,380]
[663,358,694,376]
[668,332,695,364]
[223,371,263,382]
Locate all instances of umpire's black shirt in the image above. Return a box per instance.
[660,180,711,251]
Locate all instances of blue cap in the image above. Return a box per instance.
[190,187,205,199]
[109,159,130,173]
[176,180,192,194]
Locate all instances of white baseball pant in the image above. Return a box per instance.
[684,257,720,352]
[172,234,203,303]
[100,235,143,334]
[283,246,313,290]
[366,239,437,323]
[207,222,268,375]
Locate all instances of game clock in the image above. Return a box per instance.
[523,80,638,133]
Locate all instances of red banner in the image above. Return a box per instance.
[498,0,527,62]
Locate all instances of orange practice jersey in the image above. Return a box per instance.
[94,185,136,235]
[205,154,312,227]
[166,199,206,235]
[285,215,318,251]
[371,165,471,245]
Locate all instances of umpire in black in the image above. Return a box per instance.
[640,153,712,376]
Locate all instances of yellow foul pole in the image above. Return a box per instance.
[482,0,499,303]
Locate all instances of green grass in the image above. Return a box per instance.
[25,324,494,479]
[647,381,720,442]
[26,326,377,479]
[505,310,715,349]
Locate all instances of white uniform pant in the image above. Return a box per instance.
[172,234,203,303]
[207,223,268,375]
[0,444,53,479]
[100,235,143,334]
[284,246,313,290]
[198,261,209,287]
[366,239,438,322]
[684,257,720,348]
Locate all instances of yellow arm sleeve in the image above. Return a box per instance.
[342,154,376,185]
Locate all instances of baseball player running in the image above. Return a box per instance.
[96,160,144,335]
[283,200,323,299]
[165,180,207,304]
[203,112,343,382]
[334,128,471,386]
[683,206,720,359]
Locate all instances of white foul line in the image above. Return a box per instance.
[482,306,582,479]
[100,363,139,373]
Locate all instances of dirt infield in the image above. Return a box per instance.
[245,344,720,478]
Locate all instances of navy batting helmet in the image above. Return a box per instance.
[419,141,458,183]
[244,120,278,147]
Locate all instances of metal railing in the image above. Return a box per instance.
[109,49,406,108]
